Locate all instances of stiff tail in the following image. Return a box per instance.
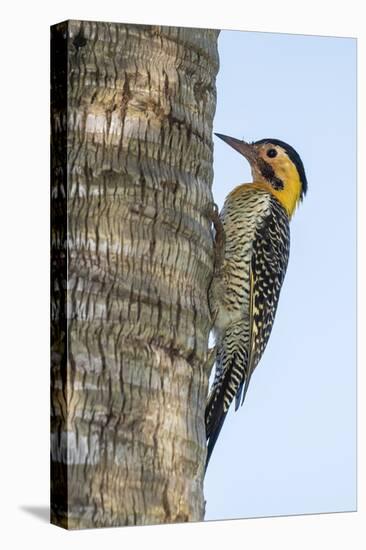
[205,410,227,471]
[205,367,233,471]
[205,344,250,471]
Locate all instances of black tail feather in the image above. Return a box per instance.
[204,341,251,471]
[204,367,233,472]
[205,410,228,472]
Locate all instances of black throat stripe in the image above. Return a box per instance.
[257,158,284,190]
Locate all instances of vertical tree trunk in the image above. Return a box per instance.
[51,20,219,529]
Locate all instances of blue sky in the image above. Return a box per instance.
[204,30,356,521]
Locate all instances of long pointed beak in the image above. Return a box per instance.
[214,133,258,165]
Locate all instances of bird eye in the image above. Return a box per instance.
[267,148,277,158]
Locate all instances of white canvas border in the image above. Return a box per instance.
[0,1,363,549]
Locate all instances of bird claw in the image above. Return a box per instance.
[211,206,225,275]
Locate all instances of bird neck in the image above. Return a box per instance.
[251,165,302,218]
[269,181,301,218]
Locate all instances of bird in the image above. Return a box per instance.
[205,133,307,470]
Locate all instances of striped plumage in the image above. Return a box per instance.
[205,134,307,469]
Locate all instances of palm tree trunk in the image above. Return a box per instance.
[51,19,219,529]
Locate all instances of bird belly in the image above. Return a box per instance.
[210,254,251,340]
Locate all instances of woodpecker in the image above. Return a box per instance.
[205,133,307,469]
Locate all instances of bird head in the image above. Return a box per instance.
[215,133,308,217]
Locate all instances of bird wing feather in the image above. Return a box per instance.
[236,197,290,408]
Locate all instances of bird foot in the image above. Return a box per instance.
[211,203,226,275]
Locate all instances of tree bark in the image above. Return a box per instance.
[51,20,219,529]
